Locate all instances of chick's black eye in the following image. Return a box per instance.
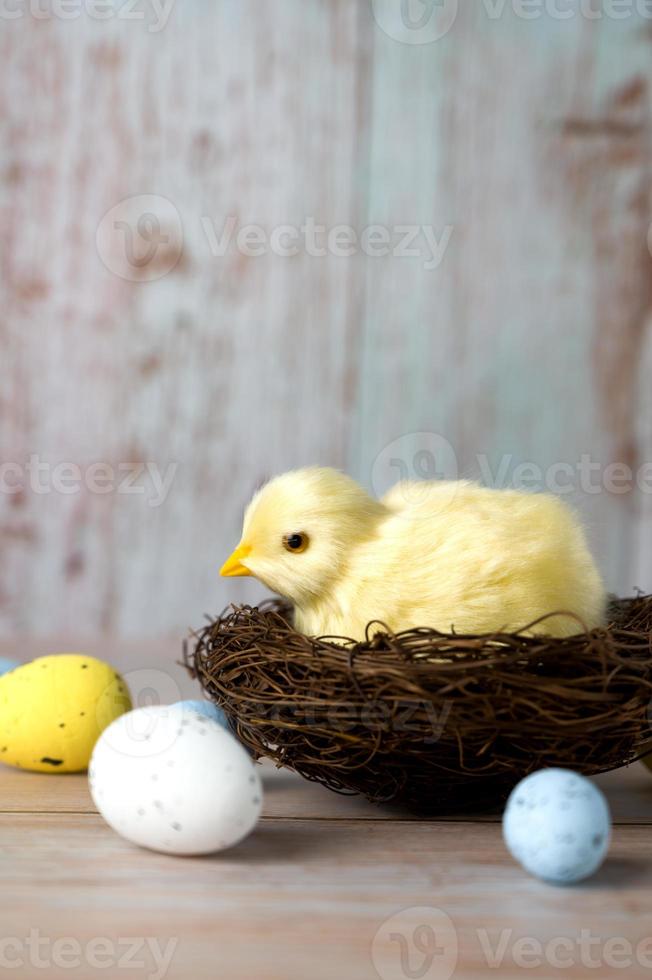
[283,532,309,553]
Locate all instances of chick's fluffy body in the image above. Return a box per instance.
[233,468,606,640]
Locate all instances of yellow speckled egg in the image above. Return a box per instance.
[0,654,132,773]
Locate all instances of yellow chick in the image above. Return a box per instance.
[221,467,606,640]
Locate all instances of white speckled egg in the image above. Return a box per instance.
[89,705,262,855]
[503,768,611,884]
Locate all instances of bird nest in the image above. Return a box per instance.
[184,595,652,813]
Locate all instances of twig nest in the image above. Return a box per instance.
[184,596,652,813]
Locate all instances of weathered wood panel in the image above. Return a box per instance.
[0,2,370,634]
[0,1,650,636]
[354,4,652,596]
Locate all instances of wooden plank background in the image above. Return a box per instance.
[0,0,650,638]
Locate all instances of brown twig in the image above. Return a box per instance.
[183,595,652,814]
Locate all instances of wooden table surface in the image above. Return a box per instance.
[2,759,652,980]
[2,639,652,979]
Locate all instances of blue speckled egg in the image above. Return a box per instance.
[503,768,611,884]
[0,658,19,676]
[171,700,228,729]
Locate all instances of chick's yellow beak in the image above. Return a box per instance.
[220,543,252,577]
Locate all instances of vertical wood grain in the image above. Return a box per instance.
[0,2,370,634]
[0,2,650,636]
[352,3,652,595]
